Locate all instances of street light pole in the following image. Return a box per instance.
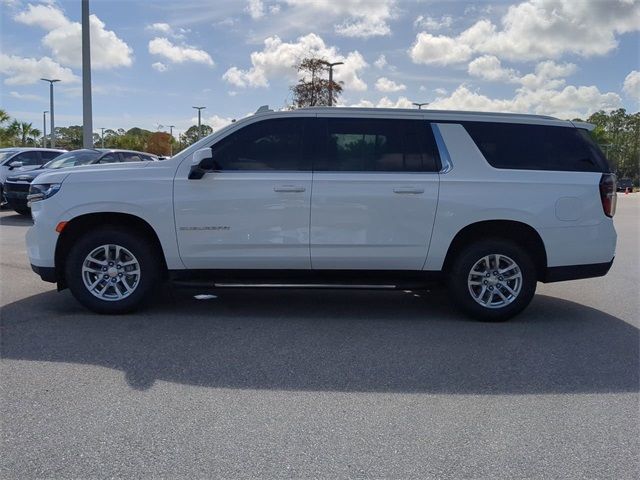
[43,111,48,148]
[192,106,206,140]
[168,125,175,156]
[412,102,429,110]
[81,0,93,148]
[41,79,60,147]
[101,127,105,148]
[323,61,344,106]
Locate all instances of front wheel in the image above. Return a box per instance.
[65,228,162,314]
[447,239,537,322]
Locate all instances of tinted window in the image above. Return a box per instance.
[318,118,439,172]
[97,153,119,164]
[0,151,18,164]
[463,122,610,172]
[211,118,307,171]
[14,151,41,166]
[44,150,102,169]
[41,151,64,161]
[121,152,144,162]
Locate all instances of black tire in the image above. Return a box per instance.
[447,239,537,322]
[65,227,162,314]
[14,206,31,216]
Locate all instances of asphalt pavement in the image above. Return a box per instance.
[1,195,638,479]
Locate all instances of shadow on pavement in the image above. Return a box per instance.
[0,213,32,227]
[1,288,638,394]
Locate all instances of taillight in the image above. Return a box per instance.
[599,173,617,218]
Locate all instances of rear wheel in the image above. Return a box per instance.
[65,227,162,314]
[447,239,537,321]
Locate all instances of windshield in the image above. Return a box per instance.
[0,151,18,165]
[43,150,102,169]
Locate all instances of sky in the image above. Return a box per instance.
[1,0,639,138]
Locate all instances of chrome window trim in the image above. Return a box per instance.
[431,123,453,174]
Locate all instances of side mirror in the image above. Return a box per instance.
[8,160,23,170]
[188,148,217,180]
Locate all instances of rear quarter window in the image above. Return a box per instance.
[462,122,610,173]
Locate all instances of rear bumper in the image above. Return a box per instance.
[543,258,614,283]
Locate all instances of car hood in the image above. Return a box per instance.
[6,167,55,183]
[32,160,154,185]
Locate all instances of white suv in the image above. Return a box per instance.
[25,108,617,321]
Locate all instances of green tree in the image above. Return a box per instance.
[182,124,213,146]
[11,121,41,146]
[290,57,343,108]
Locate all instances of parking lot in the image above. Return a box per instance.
[1,195,638,478]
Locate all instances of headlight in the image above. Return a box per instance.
[27,183,61,205]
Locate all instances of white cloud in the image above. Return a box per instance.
[344,96,414,109]
[148,38,214,66]
[245,0,265,19]
[428,83,621,120]
[9,91,45,101]
[375,77,406,93]
[410,0,640,65]
[468,55,519,83]
[414,15,453,31]
[0,53,79,85]
[152,62,168,72]
[434,88,448,96]
[518,60,577,89]
[622,70,640,100]
[374,54,387,69]
[147,22,172,34]
[191,114,234,132]
[222,33,367,91]
[410,32,473,65]
[284,0,396,38]
[15,3,133,69]
[467,56,578,91]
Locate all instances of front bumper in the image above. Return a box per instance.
[30,263,57,283]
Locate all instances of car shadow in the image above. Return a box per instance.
[0,213,32,227]
[1,288,638,394]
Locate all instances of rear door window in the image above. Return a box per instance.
[40,151,63,162]
[462,122,610,172]
[121,152,144,162]
[317,118,440,172]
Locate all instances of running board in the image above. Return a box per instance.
[168,269,444,291]
[172,281,396,290]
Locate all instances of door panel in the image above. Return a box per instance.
[173,116,313,269]
[311,172,439,269]
[174,171,311,269]
[310,117,440,270]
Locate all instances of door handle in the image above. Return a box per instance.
[274,185,306,193]
[393,187,424,194]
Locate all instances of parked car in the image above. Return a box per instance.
[0,147,66,206]
[4,148,157,215]
[25,107,616,321]
[616,177,633,192]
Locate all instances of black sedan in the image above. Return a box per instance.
[3,149,158,216]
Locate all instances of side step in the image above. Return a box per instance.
[169,269,444,291]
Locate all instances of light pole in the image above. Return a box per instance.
[81,0,93,148]
[412,102,429,110]
[41,78,60,147]
[101,127,105,148]
[168,125,175,156]
[43,111,48,148]
[192,106,206,140]
[323,61,344,106]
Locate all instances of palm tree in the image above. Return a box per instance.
[11,121,41,146]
